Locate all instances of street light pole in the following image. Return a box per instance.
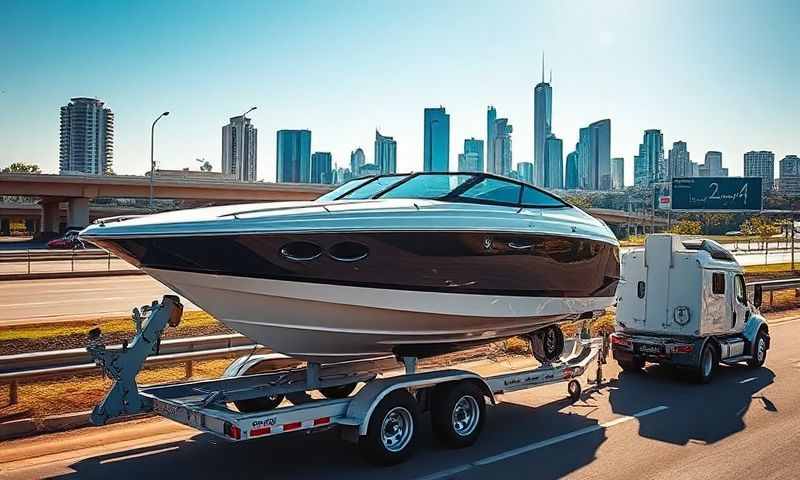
[149,111,170,209]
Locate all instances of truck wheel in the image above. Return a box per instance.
[618,357,644,373]
[234,394,284,413]
[747,330,768,368]
[319,382,357,399]
[530,326,565,363]
[694,343,717,384]
[359,389,418,465]
[431,382,486,448]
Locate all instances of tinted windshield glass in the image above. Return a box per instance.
[341,175,408,199]
[378,174,474,199]
[458,178,521,204]
[521,186,567,207]
[316,177,372,201]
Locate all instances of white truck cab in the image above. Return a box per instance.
[611,234,770,383]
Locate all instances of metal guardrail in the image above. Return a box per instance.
[0,334,264,405]
[748,277,800,308]
[0,249,129,275]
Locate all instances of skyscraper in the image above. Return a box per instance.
[276,129,311,183]
[667,141,691,180]
[779,155,800,194]
[517,161,534,184]
[590,119,611,190]
[492,118,513,177]
[59,97,114,175]
[533,57,552,186]
[310,152,332,184]
[544,135,563,189]
[350,148,365,177]
[633,129,664,186]
[565,151,579,189]
[744,150,775,191]
[573,119,611,190]
[222,115,258,182]
[423,107,450,172]
[699,151,728,176]
[611,157,624,190]
[486,106,496,173]
[374,130,397,174]
[459,138,484,172]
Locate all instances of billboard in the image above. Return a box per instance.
[671,177,762,211]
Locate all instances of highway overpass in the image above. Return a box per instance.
[0,173,665,237]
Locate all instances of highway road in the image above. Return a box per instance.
[0,276,197,326]
[0,315,796,479]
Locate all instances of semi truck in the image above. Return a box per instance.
[611,234,770,383]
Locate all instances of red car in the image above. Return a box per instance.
[47,230,86,249]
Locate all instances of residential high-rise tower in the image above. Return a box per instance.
[222,115,258,182]
[59,97,114,175]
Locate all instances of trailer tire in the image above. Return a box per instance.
[319,382,357,399]
[618,357,644,373]
[530,326,565,363]
[747,330,768,368]
[431,382,486,449]
[233,394,284,413]
[694,343,718,384]
[359,389,418,465]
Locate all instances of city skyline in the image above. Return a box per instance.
[1,1,799,184]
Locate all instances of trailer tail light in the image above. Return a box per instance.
[283,421,302,431]
[610,334,632,349]
[671,344,693,354]
[314,417,331,426]
[224,422,241,440]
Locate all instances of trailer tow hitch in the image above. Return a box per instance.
[86,295,183,425]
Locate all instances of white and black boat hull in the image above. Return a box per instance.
[147,268,614,362]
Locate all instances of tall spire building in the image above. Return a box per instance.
[533,53,553,186]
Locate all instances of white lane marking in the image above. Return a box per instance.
[99,445,180,464]
[739,377,757,384]
[2,297,131,307]
[416,405,669,480]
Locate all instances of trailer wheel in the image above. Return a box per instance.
[431,382,486,449]
[747,330,768,368]
[233,394,284,413]
[359,389,418,465]
[618,357,644,373]
[319,382,357,399]
[530,326,565,363]
[567,380,582,401]
[694,343,717,384]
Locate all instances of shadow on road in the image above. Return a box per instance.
[58,393,608,480]
[608,363,776,446]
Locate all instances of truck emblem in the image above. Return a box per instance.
[673,306,691,326]
[483,237,492,250]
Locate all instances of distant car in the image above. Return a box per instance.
[724,230,743,236]
[47,230,86,249]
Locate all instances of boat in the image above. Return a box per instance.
[80,172,620,363]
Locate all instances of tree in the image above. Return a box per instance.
[200,161,213,172]
[564,194,592,211]
[1,162,41,174]
[741,216,781,263]
[669,220,702,235]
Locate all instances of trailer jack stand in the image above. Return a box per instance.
[86,295,183,425]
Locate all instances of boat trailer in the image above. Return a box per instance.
[87,295,609,465]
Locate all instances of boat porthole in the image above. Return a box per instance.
[328,242,369,262]
[280,241,323,261]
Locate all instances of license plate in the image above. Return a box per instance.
[636,344,664,355]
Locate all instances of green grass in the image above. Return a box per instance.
[0,311,218,342]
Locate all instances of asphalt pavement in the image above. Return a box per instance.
[0,276,197,326]
[0,316,796,480]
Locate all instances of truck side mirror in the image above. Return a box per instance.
[753,286,762,308]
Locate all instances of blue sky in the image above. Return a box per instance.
[1,0,798,184]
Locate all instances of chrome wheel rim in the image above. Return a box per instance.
[757,338,766,362]
[452,395,480,437]
[381,406,413,452]
[702,348,714,376]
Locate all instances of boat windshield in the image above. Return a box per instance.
[324,172,568,208]
[340,175,409,200]
[316,177,373,201]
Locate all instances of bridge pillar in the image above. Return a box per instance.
[41,200,61,236]
[67,197,90,229]
[0,218,9,236]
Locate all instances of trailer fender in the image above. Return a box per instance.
[346,370,495,436]
[222,353,299,378]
